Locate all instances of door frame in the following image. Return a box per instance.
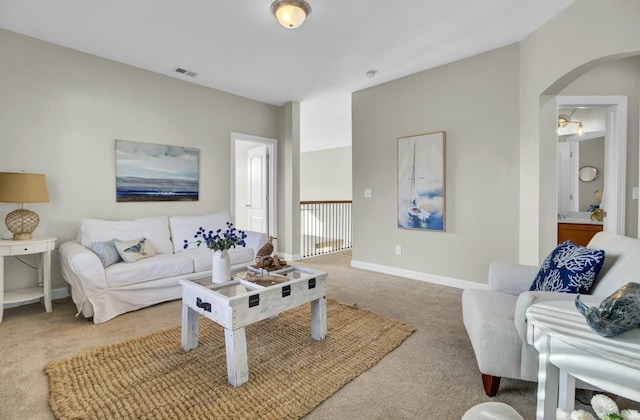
[230,132,278,241]
[556,96,627,235]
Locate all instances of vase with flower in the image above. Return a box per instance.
[184,222,247,283]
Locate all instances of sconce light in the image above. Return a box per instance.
[0,172,50,240]
[558,115,583,136]
[271,0,312,29]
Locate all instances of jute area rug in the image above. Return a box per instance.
[46,299,415,419]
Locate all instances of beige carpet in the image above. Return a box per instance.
[45,299,414,419]
[4,251,640,419]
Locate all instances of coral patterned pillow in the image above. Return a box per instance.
[529,240,605,294]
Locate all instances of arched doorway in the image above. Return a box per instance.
[539,54,640,251]
[556,95,628,236]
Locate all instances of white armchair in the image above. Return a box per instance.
[461,231,640,396]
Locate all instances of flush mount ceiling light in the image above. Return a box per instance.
[271,0,312,29]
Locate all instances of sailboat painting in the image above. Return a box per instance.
[397,132,445,231]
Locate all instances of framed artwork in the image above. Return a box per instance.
[397,131,446,231]
[115,139,199,202]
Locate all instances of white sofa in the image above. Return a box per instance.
[59,212,268,324]
[461,231,640,396]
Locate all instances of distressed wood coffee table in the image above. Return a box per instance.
[180,266,327,386]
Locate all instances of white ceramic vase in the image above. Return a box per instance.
[211,249,231,283]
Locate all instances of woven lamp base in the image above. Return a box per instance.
[5,209,40,240]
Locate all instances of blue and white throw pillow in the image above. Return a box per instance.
[114,237,156,263]
[530,240,605,294]
[91,240,122,267]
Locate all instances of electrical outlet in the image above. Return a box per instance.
[364,189,372,198]
[395,245,401,255]
[633,187,639,200]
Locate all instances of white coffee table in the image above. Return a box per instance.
[180,266,327,386]
[526,300,640,420]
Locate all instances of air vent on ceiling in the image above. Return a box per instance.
[174,67,198,77]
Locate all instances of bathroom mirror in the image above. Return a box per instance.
[579,166,598,182]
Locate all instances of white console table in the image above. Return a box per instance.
[0,236,57,322]
[526,300,640,420]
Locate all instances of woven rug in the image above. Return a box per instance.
[46,299,415,419]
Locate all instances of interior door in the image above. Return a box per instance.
[557,141,579,214]
[247,145,268,233]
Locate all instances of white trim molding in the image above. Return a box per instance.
[280,252,302,262]
[350,259,488,290]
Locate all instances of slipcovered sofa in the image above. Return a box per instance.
[461,231,640,396]
[59,211,268,324]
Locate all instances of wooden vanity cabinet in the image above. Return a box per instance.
[557,223,603,246]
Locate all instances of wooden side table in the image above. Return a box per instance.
[526,300,640,420]
[0,236,57,322]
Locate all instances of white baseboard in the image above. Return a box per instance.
[279,252,302,262]
[53,286,70,299]
[350,259,488,290]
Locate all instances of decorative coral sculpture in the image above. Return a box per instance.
[576,282,640,337]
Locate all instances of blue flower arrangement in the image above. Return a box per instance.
[183,222,247,252]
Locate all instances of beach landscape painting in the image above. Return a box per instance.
[115,140,199,202]
[397,132,445,231]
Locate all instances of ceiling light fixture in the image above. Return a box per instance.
[558,114,584,136]
[271,0,311,29]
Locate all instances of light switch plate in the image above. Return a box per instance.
[364,189,372,198]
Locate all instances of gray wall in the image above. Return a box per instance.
[352,44,520,284]
[277,102,301,259]
[0,29,280,290]
[300,147,352,201]
[578,137,605,212]
[3,1,638,293]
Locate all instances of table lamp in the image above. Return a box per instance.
[0,172,50,240]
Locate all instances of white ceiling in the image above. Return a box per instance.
[0,0,574,106]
